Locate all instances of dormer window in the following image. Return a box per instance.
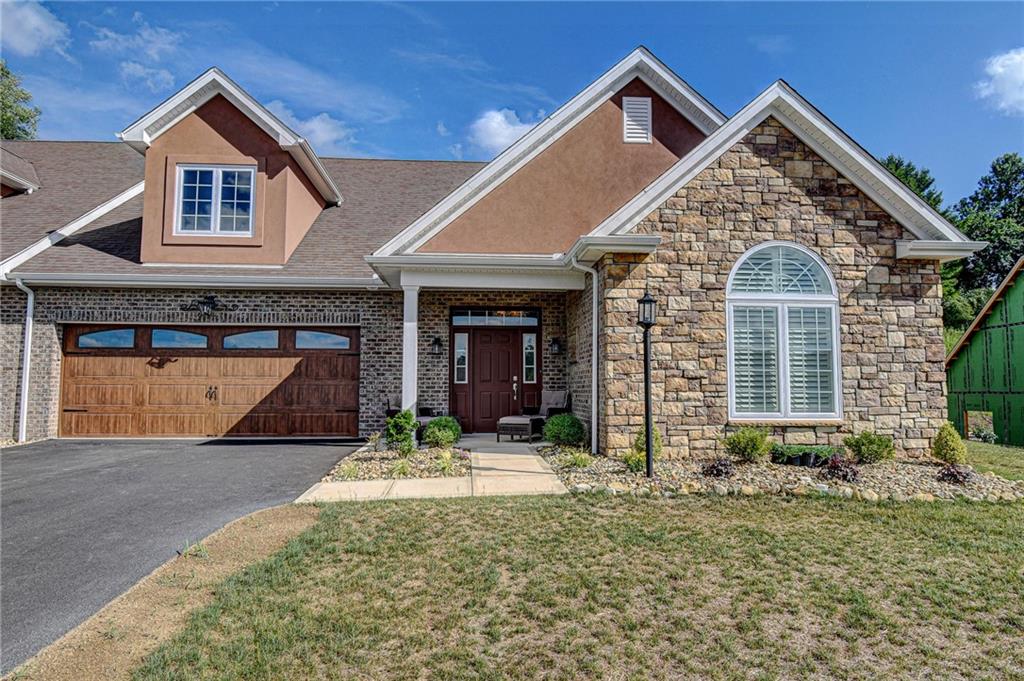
[175,164,255,235]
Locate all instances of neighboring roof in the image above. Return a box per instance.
[0,141,145,261]
[945,256,1024,366]
[374,46,726,257]
[589,80,982,257]
[118,67,342,205]
[0,143,41,192]
[10,158,483,284]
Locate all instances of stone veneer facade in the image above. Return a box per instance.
[598,117,947,459]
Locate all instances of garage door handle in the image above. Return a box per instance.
[205,386,218,401]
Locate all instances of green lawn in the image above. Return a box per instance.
[131,495,1024,680]
[966,440,1024,480]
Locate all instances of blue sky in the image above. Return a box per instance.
[2,1,1022,204]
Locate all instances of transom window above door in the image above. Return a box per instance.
[175,165,255,235]
[451,308,540,327]
[726,242,841,421]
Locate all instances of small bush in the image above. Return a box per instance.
[932,422,967,464]
[970,426,997,444]
[937,463,973,485]
[544,413,586,447]
[722,427,771,463]
[702,458,735,478]
[772,443,839,466]
[389,458,412,478]
[561,447,593,469]
[385,410,417,456]
[632,426,664,460]
[820,455,860,483]
[427,416,462,440]
[366,431,383,451]
[335,461,359,480]
[434,449,454,476]
[843,431,895,464]
[622,449,646,473]
[423,420,458,449]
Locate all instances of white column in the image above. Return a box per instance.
[401,285,419,411]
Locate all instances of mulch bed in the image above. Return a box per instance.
[324,445,471,481]
[541,448,1024,503]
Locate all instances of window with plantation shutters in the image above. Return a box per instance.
[622,97,652,143]
[727,243,841,420]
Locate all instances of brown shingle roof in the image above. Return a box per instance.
[10,156,483,280]
[0,143,41,191]
[1,141,145,261]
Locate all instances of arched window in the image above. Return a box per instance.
[726,243,841,420]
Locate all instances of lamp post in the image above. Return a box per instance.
[637,289,657,478]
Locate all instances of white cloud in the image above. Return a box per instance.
[436,120,450,137]
[448,143,463,160]
[0,1,71,58]
[266,100,356,156]
[90,12,182,62]
[749,35,792,56]
[976,47,1024,116]
[393,48,490,72]
[119,61,174,93]
[468,109,536,155]
[24,74,148,138]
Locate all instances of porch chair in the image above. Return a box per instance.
[496,390,571,443]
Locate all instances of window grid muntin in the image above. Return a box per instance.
[175,165,255,236]
[523,333,537,384]
[729,244,834,296]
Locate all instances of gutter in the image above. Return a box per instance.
[14,280,34,443]
[4,272,386,290]
[570,255,600,454]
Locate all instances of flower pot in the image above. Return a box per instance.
[786,455,801,467]
[800,452,816,467]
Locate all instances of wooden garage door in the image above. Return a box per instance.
[61,326,359,437]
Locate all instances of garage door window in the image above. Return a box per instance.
[77,328,135,349]
[224,329,279,349]
[152,329,208,349]
[296,330,350,349]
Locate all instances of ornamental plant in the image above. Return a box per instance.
[820,455,860,483]
[544,413,586,447]
[843,431,895,464]
[932,422,967,464]
[937,463,973,485]
[423,416,461,449]
[722,427,772,463]
[624,426,663,472]
[385,409,417,456]
[702,458,735,478]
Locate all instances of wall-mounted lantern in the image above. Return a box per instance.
[430,336,444,356]
[548,337,563,355]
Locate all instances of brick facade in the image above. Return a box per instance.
[598,117,947,459]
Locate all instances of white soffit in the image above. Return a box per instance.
[118,68,342,205]
[591,80,974,250]
[373,46,725,257]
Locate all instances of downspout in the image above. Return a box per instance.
[14,279,34,443]
[570,256,599,454]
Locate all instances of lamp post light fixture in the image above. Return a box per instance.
[637,289,657,478]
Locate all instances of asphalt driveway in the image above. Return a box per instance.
[0,438,358,674]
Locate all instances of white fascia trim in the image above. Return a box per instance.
[565,234,661,264]
[6,272,385,289]
[0,181,145,281]
[591,81,972,245]
[1,170,40,193]
[399,268,585,291]
[373,47,724,257]
[118,68,342,205]
[895,240,987,262]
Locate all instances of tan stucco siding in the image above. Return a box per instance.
[418,79,705,255]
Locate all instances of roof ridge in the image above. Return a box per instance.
[321,156,486,164]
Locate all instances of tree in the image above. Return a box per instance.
[880,154,944,212]
[1,60,41,140]
[954,153,1024,289]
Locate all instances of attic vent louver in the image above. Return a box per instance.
[622,96,652,143]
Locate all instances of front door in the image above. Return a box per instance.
[471,329,518,432]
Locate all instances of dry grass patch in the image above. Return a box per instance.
[131,496,1023,680]
[6,505,319,681]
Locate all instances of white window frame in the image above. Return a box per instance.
[522,332,537,384]
[453,332,469,384]
[622,96,652,144]
[173,164,256,237]
[725,241,842,422]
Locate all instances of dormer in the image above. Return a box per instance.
[0,144,41,197]
[119,68,341,266]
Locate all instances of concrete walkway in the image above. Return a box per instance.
[296,434,567,502]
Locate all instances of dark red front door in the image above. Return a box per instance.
[471,329,518,432]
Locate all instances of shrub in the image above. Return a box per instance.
[335,461,359,480]
[434,449,454,476]
[932,422,967,464]
[385,410,417,455]
[820,455,860,483]
[771,443,840,466]
[722,427,771,463]
[622,449,645,473]
[561,447,593,469]
[843,431,895,464]
[389,458,412,478]
[423,418,459,449]
[702,458,735,478]
[544,413,586,447]
[970,426,997,444]
[632,426,664,460]
[937,463,973,485]
[366,431,383,451]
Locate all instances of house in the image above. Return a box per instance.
[0,47,983,458]
[945,256,1024,446]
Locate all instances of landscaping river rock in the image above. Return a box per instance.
[325,446,471,481]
